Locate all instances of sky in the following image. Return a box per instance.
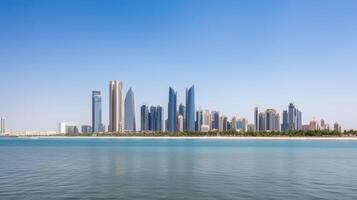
[0,0,357,131]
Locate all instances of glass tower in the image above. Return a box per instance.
[92,91,103,133]
[124,88,136,132]
[186,85,195,132]
[167,87,177,132]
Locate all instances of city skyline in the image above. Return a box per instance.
[1,0,357,131]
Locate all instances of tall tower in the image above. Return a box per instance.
[0,117,5,134]
[92,91,103,133]
[186,85,195,132]
[124,88,136,132]
[254,107,259,132]
[167,87,177,132]
[140,105,149,131]
[109,80,124,132]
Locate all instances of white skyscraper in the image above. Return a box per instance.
[1,118,6,134]
[109,80,124,133]
[178,115,184,132]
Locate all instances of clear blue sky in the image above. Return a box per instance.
[1,0,356,131]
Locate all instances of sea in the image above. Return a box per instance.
[1,137,357,200]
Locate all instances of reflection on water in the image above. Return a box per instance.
[1,138,357,199]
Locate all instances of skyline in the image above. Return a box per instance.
[1,0,357,131]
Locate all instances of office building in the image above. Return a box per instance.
[288,103,302,131]
[140,105,149,131]
[254,107,259,132]
[281,110,289,132]
[109,80,124,132]
[167,87,177,132]
[196,110,203,131]
[81,125,92,134]
[202,110,212,131]
[0,117,5,134]
[178,115,184,132]
[92,91,103,133]
[59,122,78,134]
[258,113,266,131]
[212,111,219,130]
[265,109,280,131]
[178,103,186,130]
[334,123,342,132]
[231,116,237,131]
[124,88,136,132]
[186,85,195,132]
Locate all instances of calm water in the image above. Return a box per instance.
[1,138,357,200]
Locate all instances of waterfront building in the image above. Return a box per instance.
[0,117,5,134]
[196,110,203,131]
[254,107,259,132]
[248,123,255,132]
[265,109,280,131]
[212,111,219,130]
[92,91,103,133]
[149,106,157,131]
[231,116,237,131]
[178,103,186,130]
[109,80,124,132]
[288,103,302,131]
[167,87,177,132]
[59,122,78,134]
[81,125,92,133]
[334,123,342,132]
[281,110,289,132]
[218,116,225,132]
[124,88,136,132]
[178,115,184,132]
[186,85,195,132]
[203,110,212,131]
[258,113,266,131]
[140,105,149,131]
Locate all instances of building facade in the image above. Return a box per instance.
[186,85,195,132]
[92,91,103,133]
[167,87,177,132]
[124,88,136,132]
[109,80,124,132]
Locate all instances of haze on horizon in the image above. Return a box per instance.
[0,0,356,131]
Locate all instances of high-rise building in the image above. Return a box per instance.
[281,110,289,132]
[0,117,5,134]
[178,103,186,130]
[140,105,149,131]
[218,116,225,132]
[223,116,228,131]
[231,116,237,131]
[254,107,259,132]
[109,80,124,132]
[167,87,177,132]
[334,123,342,132]
[212,111,219,130]
[124,88,136,132]
[202,110,212,131]
[92,91,103,133]
[186,85,195,132]
[265,109,280,131]
[81,125,92,134]
[288,103,302,131]
[59,122,78,134]
[177,115,184,132]
[149,106,157,131]
[258,113,266,131]
[156,106,164,132]
[196,110,203,131]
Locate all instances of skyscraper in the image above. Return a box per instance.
[186,85,195,132]
[149,106,157,131]
[265,109,279,131]
[258,113,266,131]
[212,111,219,130]
[231,116,237,131]
[109,80,124,132]
[92,91,103,133]
[288,103,302,131]
[178,103,186,130]
[196,110,203,131]
[178,115,184,132]
[140,105,149,131]
[0,117,5,134]
[167,87,177,132]
[124,88,136,132]
[281,110,289,132]
[202,110,212,132]
[156,106,164,132]
[254,107,259,132]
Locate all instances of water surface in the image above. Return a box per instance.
[1,138,357,199]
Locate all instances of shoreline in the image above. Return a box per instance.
[12,136,357,140]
